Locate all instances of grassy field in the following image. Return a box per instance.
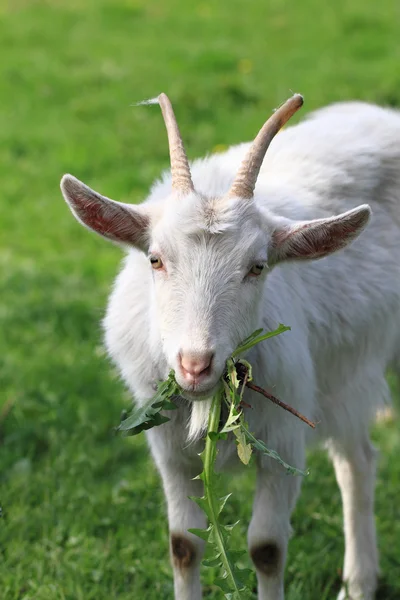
[1,0,400,598]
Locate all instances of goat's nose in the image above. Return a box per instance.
[179,351,214,381]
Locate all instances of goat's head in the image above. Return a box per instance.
[61,93,371,401]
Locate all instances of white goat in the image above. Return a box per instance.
[60,93,400,600]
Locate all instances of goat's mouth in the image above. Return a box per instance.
[179,380,222,402]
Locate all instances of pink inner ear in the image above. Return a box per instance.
[295,220,357,257]
[71,190,149,248]
[272,211,367,261]
[78,196,114,236]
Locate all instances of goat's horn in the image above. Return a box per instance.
[227,94,304,199]
[158,93,194,194]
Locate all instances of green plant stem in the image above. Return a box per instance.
[204,392,242,597]
[203,394,222,489]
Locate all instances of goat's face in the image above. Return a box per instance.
[146,192,270,398]
[60,93,371,401]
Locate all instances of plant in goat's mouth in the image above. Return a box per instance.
[117,325,315,599]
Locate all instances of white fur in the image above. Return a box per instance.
[61,99,400,600]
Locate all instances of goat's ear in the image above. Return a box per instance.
[268,204,371,265]
[60,174,150,250]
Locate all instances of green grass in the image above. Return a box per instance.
[1,0,400,598]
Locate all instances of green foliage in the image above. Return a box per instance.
[241,427,306,477]
[1,0,400,597]
[231,325,291,358]
[116,373,179,436]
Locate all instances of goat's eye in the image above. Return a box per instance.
[150,256,163,270]
[249,263,265,277]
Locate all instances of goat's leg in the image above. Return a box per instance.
[163,467,206,600]
[248,450,304,600]
[147,429,206,600]
[328,437,379,600]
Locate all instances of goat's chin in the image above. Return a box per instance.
[182,389,215,402]
[178,380,222,402]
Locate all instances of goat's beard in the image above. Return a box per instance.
[187,396,213,442]
[182,374,226,442]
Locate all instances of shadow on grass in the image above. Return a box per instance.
[376,579,399,600]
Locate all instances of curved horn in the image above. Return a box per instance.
[158,93,194,194]
[227,94,304,199]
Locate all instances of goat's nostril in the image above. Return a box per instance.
[179,351,213,379]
